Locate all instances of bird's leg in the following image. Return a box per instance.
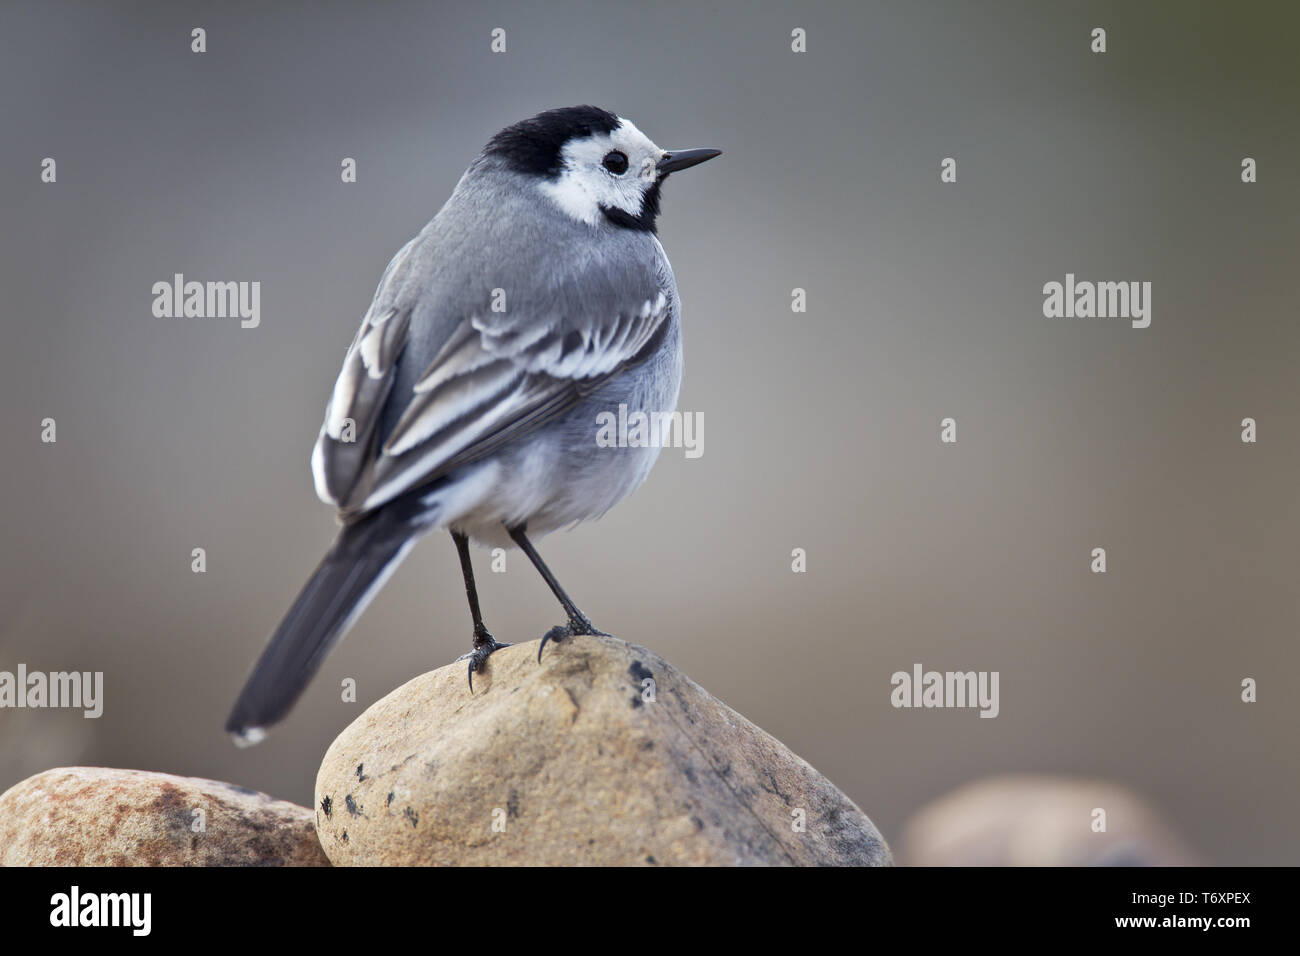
[451,530,511,691]
[506,523,609,663]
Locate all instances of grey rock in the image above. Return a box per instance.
[0,767,330,866]
[316,634,890,866]
[898,774,1201,866]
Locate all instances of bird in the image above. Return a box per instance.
[225,105,720,745]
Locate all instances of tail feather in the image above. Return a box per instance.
[225,511,415,744]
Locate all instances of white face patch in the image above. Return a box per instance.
[539,118,665,226]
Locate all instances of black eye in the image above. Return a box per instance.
[602,151,629,175]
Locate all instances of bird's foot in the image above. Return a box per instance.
[455,626,513,692]
[537,615,610,663]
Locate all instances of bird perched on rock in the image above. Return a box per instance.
[226,106,720,744]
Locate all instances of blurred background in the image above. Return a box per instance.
[1,0,1297,864]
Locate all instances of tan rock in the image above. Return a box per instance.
[897,774,1201,866]
[316,634,889,866]
[0,767,329,866]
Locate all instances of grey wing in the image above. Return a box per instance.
[310,236,419,509]
[312,240,676,519]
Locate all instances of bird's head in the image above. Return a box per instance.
[481,105,721,234]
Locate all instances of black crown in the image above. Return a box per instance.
[483,105,620,178]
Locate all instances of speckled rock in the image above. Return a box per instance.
[0,767,330,866]
[897,774,1201,866]
[316,634,890,866]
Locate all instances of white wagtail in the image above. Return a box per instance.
[225,106,720,744]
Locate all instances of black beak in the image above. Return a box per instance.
[657,148,723,174]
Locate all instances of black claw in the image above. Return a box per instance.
[537,617,608,663]
[537,625,570,663]
[457,636,513,693]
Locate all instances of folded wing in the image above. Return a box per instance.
[311,234,674,519]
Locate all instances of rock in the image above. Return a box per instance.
[316,634,890,866]
[0,767,330,866]
[897,774,1201,866]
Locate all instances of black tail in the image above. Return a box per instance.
[225,510,415,745]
